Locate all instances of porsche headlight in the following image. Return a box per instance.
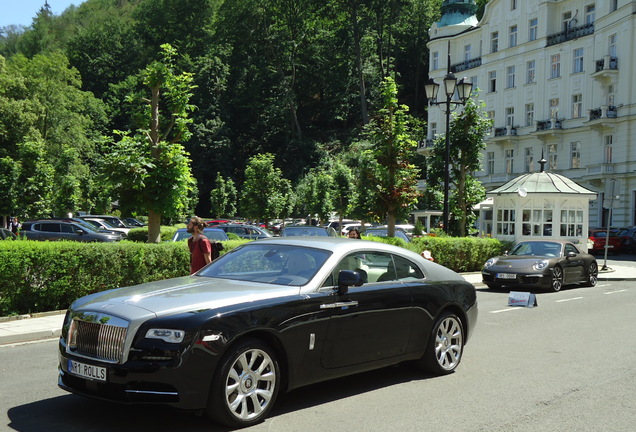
[533,260,549,270]
[145,329,185,343]
[484,258,498,268]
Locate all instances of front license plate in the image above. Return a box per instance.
[496,273,517,280]
[67,359,107,382]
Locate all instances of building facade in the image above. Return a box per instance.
[420,0,636,232]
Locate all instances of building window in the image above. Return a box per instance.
[560,210,583,237]
[562,12,572,32]
[511,0,517,10]
[506,107,515,127]
[505,149,514,173]
[464,44,472,61]
[608,84,615,106]
[573,48,584,73]
[506,65,516,88]
[487,110,495,123]
[525,103,534,126]
[585,4,595,25]
[522,207,553,236]
[572,94,583,119]
[570,141,581,168]
[470,76,478,95]
[550,98,559,119]
[432,51,439,70]
[491,32,499,53]
[548,144,558,170]
[604,135,613,163]
[524,147,534,172]
[529,18,538,41]
[488,71,497,92]
[609,34,617,57]
[526,60,536,84]
[486,152,495,175]
[509,25,518,48]
[429,122,437,139]
[497,208,516,235]
[610,0,618,12]
[550,54,561,78]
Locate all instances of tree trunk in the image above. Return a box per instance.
[147,209,162,243]
[351,3,369,125]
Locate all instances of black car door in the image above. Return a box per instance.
[320,252,415,369]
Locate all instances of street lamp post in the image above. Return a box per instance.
[424,42,473,234]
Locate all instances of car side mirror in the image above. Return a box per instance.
[76,228,85,235]
[566,251,577,258]
[337,270,362,295]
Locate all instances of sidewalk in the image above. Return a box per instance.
[1,265,635,346]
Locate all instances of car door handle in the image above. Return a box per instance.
[320,301,359,309]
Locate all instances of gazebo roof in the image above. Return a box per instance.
[487,159,597,197]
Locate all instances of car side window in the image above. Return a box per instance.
[60,224,74,233]
[41,223,61,233]
[377,255,424,282]
[564,244,578,255]
[322,252,397,287]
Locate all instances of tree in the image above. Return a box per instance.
[240,153,292,224]
[330,158,358,228]
[365,76,420,236]
[16,140,55,219]
[209,172,237,218]
[296,168,334,225]
[101,44,197,242]
[426,98,492,236]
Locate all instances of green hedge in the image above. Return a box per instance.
[0,236,504,316]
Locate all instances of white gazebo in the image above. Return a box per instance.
[483,159,597,248]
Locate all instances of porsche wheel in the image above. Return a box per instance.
[418,312,464,375]
[583,262,598,287]
[206,339,280,428]
[551,266,564,292]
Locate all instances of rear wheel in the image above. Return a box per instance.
[582,262,598,287]
[551,266,564,292]
[418,312,464,375]
[206,339,280,428]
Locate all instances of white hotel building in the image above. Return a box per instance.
[420,0,636,232]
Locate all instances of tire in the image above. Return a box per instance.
[582,262,598,287]
[551,266,564,292]
[206,339,280,428]
[418,312,464,375]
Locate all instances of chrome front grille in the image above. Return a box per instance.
[67,314,128,363]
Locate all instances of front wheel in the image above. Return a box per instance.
[206,339,280,428]
[551,266,564,292]
[582,262,598,287]
[418,312,464,375]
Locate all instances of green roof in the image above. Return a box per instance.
[488,172,597,196]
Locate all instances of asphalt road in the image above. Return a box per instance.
[1,280,635,432]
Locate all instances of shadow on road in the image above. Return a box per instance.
[7,365,434,431]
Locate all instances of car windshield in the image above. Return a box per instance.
[198,244,331,286]
[510,241,561,257]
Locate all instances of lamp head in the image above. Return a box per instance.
[424,78,440,103]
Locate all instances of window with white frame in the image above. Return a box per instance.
[505,149,514,173]
[525,103,534,126]
[491,32,499,53]
[487,110,495,123]
[432,51,439,70]
[464,44,472,61]
[511,0,517,10]
[506,107,515,127]
[524,147,534,172]
[604,135,613,163]
[486,151,495,175]
[470,76,478,95]
[609,34,617,57]
[509,25,518,48]
[429,122,437,140]
[488,71,496,92]
[550,98,559,118]
[610,0,618,12]
[562,12,572,31]
[522,205,553,236]
[548,144,558,169]
[573,48,584,73]
[551,54,561,78]
[570,141,581,168]
[572,94,583,119]
[526,60,536,83]
[585,4,595,25]
[506,65,516,88]
[560,209,583,237]
[608,84,615,106]
[529,18,538,41]
[497,208,516,235]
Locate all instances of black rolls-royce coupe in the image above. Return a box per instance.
[58,237,478,428]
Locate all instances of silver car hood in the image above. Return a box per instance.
[70,276,301,320]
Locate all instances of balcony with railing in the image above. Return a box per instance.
[417,138,436,156]
[486,125,518,145]
[592,56,618,81]
[586,106,618,129]
[451,57,482,73]
[546,23,594,46]
[533,119,563,138]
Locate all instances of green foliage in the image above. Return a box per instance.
[240,153,292,222]
[209,172,238,218]
[125,226,178,242]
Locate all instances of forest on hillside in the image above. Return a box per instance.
[0,0,489,221]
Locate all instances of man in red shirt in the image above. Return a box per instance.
[187,217,212,274]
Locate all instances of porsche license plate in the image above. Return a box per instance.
[496,273,517,280]
[67,359,107,382]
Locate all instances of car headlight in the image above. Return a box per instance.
[484,258,498,268]
[145,329,185,343]
[533,260,549,270]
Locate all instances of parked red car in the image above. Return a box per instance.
[588,229,622,254]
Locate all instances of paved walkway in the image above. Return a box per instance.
[1,265,634,346]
